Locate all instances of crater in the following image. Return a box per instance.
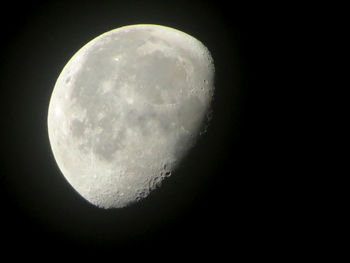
[70,119,86,137]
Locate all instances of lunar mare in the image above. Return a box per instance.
[48,24,215,209]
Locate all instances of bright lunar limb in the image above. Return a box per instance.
[48,24,215,209]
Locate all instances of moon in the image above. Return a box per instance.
[47,24,215,209]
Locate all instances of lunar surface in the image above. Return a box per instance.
[47,24,215,209]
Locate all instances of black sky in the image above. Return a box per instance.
[0,0,276,257]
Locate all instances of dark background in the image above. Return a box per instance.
[0,0,276,257]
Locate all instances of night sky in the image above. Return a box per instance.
[1,0,275,257]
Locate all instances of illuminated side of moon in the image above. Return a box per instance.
[48,24,215,209]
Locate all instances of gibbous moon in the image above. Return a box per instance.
[48,24,215,209]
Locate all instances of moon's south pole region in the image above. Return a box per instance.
[47,24,215,209]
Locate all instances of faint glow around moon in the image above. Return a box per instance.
[47,24,215,209]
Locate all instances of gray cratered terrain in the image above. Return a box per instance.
[48,24,215,209]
